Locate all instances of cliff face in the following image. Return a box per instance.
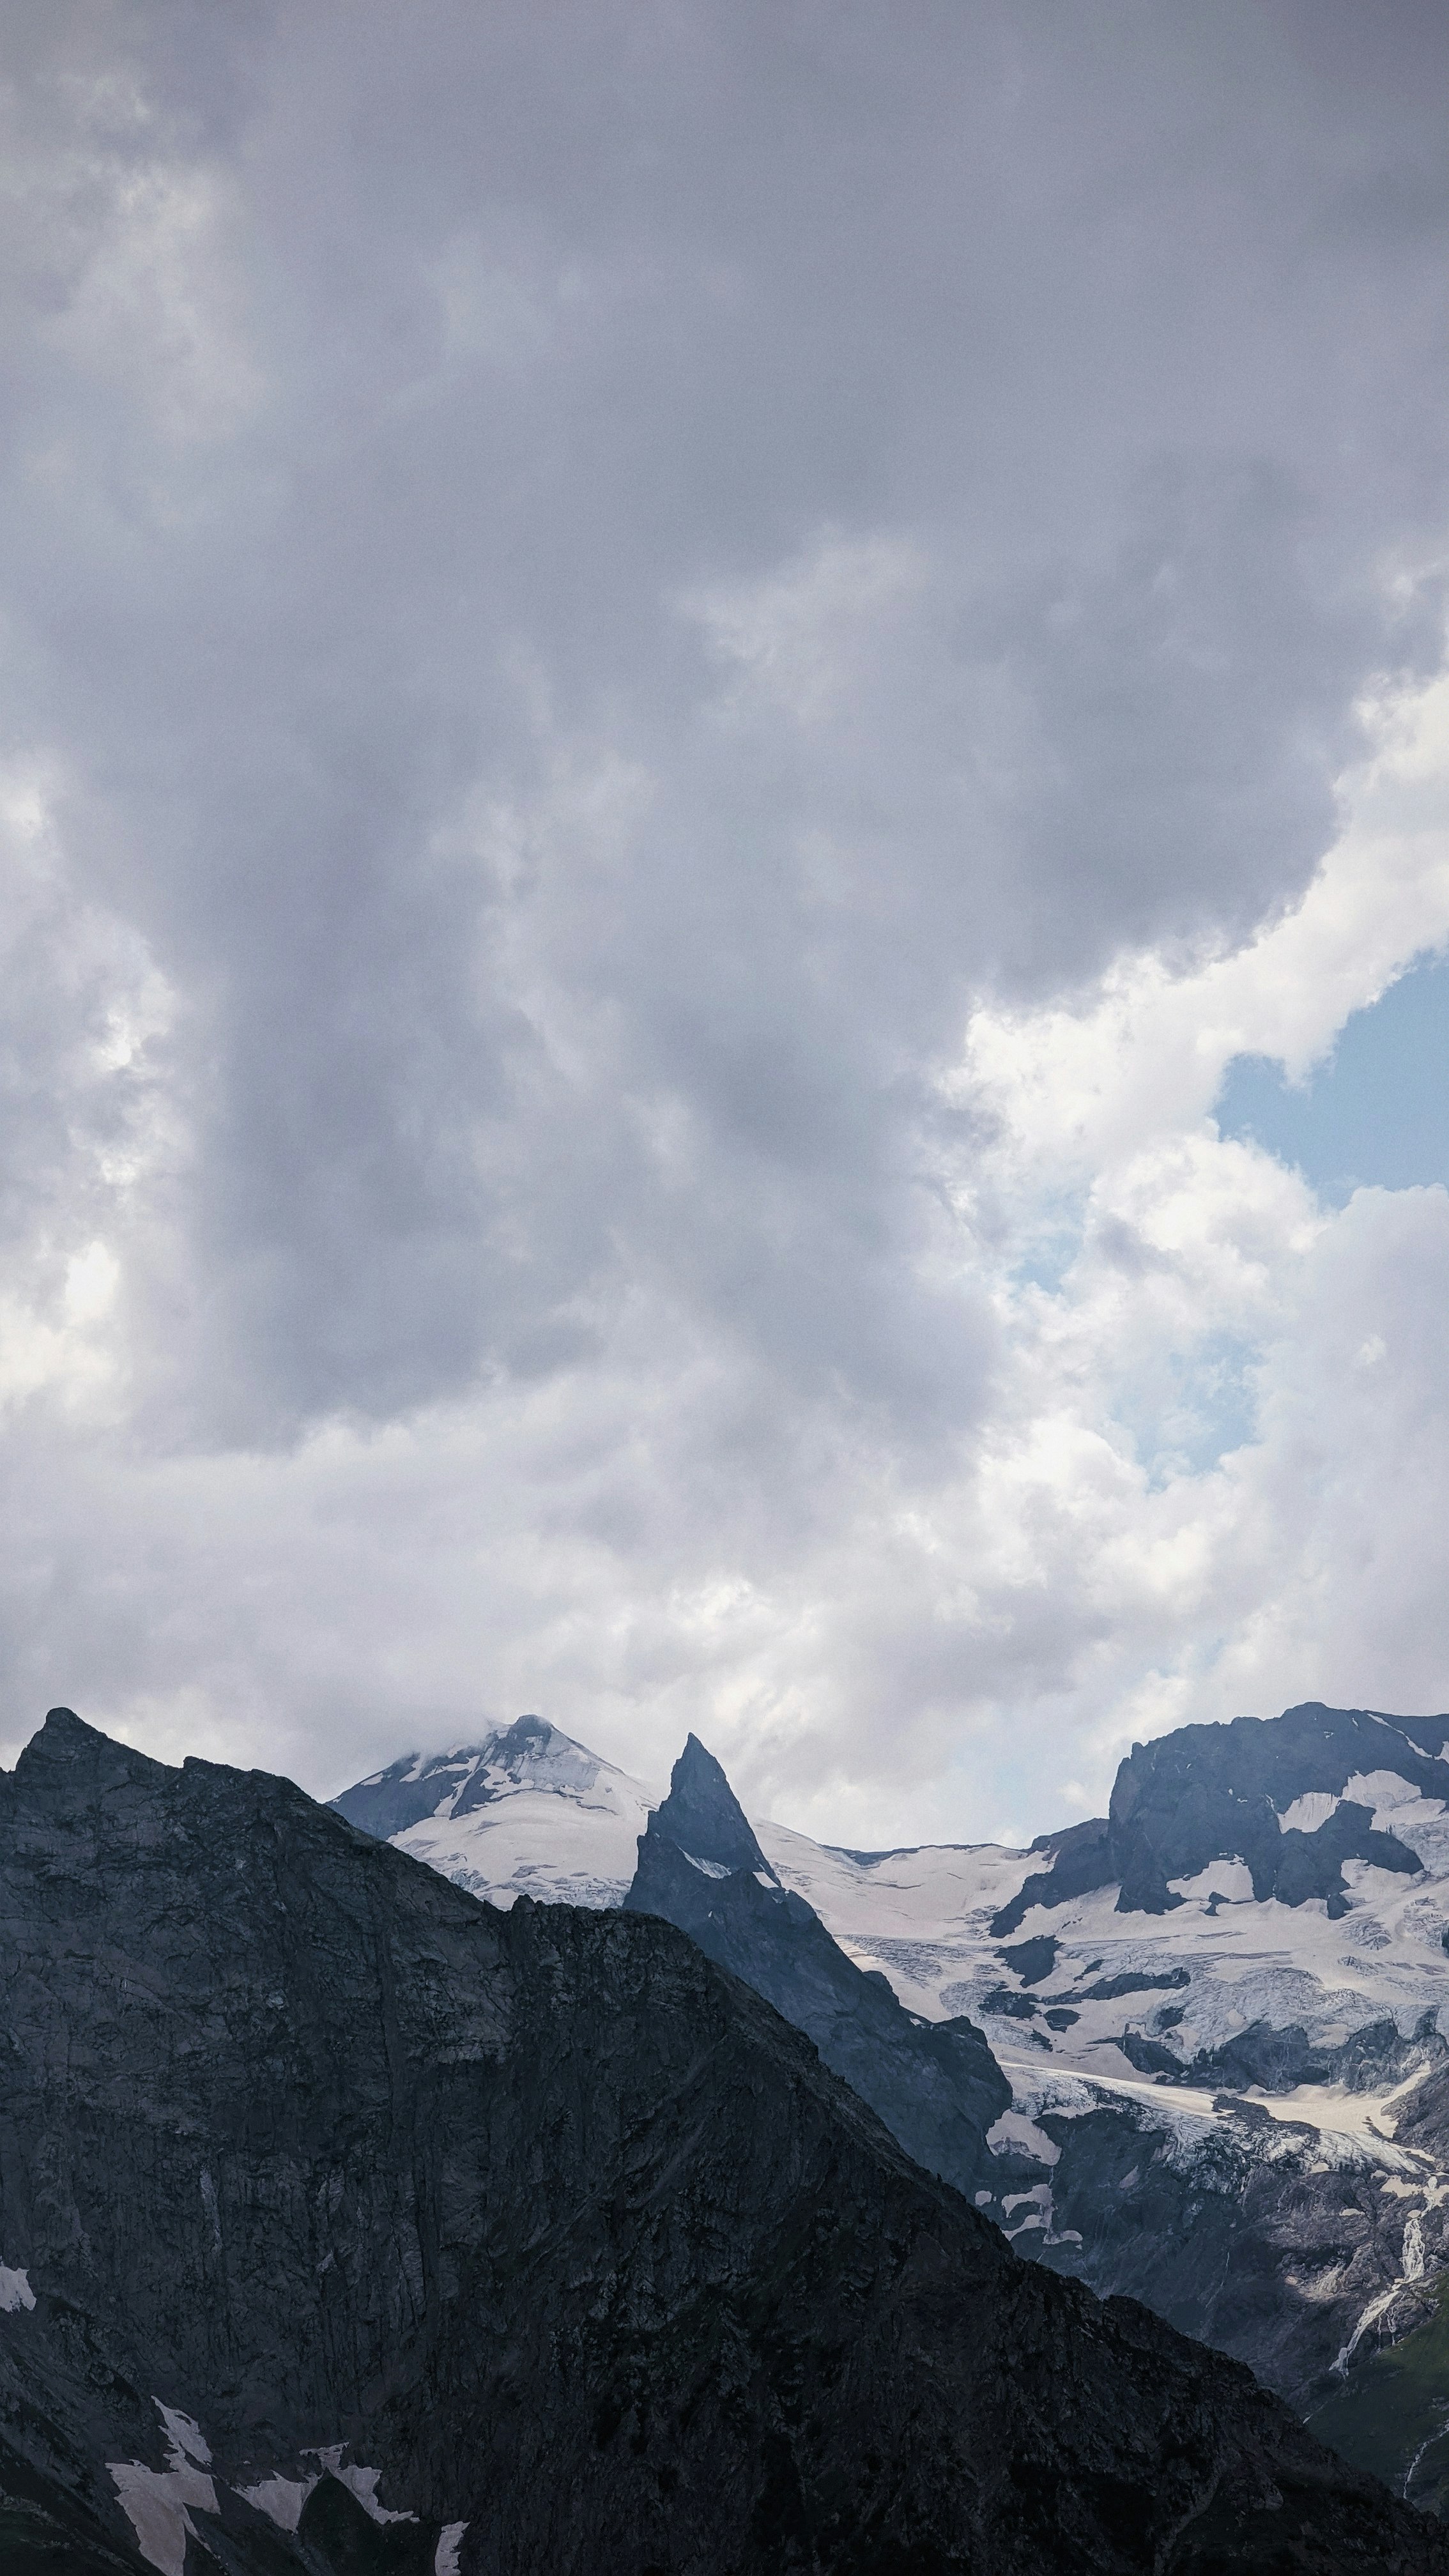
[0,1710,1445,2576]
[993,1705,1446,1933]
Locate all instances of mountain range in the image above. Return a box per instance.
[336,1699,1449,2515]
[1,1705,1446,2572]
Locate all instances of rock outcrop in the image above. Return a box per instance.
[993,1705,1444,1932]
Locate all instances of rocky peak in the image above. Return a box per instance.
[9,1705,170,1807]
[992,1701,1438,1932]
[645,1731,772,1877]
[491,1713,553,1768]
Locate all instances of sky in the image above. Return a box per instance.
[0,0,1446,1848]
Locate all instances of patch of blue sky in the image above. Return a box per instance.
[1005,1190,1090,1296]
[1216,946,1449,1204]
[1116,1332,1261,1490]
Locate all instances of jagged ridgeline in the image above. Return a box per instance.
[0,1709,1445,2574]
[336,1699,1449,2520]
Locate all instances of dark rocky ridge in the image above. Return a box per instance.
[625,1734,1011,2200]
[0,1712,1444,2573]
[993,1705,1444,1931]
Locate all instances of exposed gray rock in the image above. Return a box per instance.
[993,1705,1443,1931]
[995,1935,1060,1984]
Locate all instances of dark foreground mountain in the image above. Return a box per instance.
[1,1713,1445,2573]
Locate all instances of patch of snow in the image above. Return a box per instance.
[682,1852,733,1880]
[238,2474,318,2533]
[986,2109,1060,2166]
[109,2402,218,2576]
[1344,1771,1443,1828]
[156,2409,210,2469]
[337,2463,417,2525]
[0,2264,34,2312]
[1280,1793,1342,1835]
[436,2523,468,2575]
[1000,2178,1080,2248]
[240,2448,417,2534]
[1168,1859,1255,1903]
[760,1825,1035,1974]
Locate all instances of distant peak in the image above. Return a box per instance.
[15,1708,169,1797]
[33,1707,114,1759]
[650,1735,769,1876]
[498,1713,553,1751]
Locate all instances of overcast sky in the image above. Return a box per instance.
[1,0,1446,1844]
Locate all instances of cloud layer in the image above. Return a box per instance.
[0,0,1446,1839]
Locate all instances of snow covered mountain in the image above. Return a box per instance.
[334,1698,1449,2511]
[753,1706,1449,2503]
[332,1713,658,1910]
[333,1701,1449,2120]
[760,1708,1449,2110]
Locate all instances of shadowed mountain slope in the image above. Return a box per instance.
[0,1709,1445,2573]
[624,1733,1011,2201]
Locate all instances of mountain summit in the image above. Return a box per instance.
[994,1703,1446,1932]
[334,1697,1449,2509]
[330,1714,656,1907]
[640,1729,778,1877]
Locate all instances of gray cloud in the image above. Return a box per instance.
[0,0,1445,1818]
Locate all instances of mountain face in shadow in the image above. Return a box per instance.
[1,1708,1444,2573]
[624,1733,1013,2204]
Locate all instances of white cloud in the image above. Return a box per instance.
[958,662,1449,1188]
[1,667,1445,1848]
